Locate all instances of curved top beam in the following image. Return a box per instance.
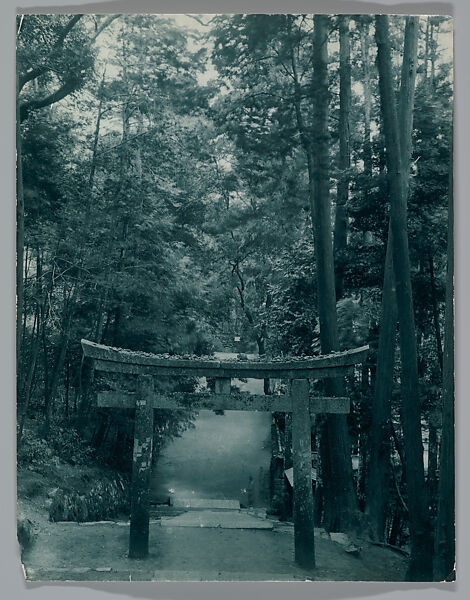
[81,339,369,380]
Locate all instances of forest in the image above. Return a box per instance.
[16,13,453,582]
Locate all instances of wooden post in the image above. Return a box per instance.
[129,375,154,559]
[291,379,316,569]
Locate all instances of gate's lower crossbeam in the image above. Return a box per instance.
[97,390,350,414]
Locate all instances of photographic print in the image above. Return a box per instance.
[16,12,454,582]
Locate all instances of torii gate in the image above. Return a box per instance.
[81,339,368,569]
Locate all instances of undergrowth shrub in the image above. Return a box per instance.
[49,475,129,522]
[17,429,52,467]
[48,425,95,465]
[18,422,95,467]
[17,515,35,554]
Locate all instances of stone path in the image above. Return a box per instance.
[160,509,273,529]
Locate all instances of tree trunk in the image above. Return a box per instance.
[92,414,109,448]
[427,413,439,513]
[424,18,430,85]
[16,75,25,380]
[109,93,131,349]
[43,275,79,437]
[428,254,444,373]
[88,70,106,193]
[359,19,373,179]
[41,307,50,417]
[43,330,68,437]
[17,306,40,445]
[361,18,396,543]
[367,12,425,543]
[334,15,351,300]
[311,15,358,532]
[357,366,369,510]
[65,356,70,418]
[375,15,433,580]
[430,19,437,89]
[77,356,95,431]
[21,245,31,356]
[366,227,396,541]
[434,142,454,581]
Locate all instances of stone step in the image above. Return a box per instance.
[170,498,240,510]
[149,505,187,517]
[160,510,273,530]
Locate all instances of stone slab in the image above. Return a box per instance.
[160,510,273,529]
[171,498,240,510]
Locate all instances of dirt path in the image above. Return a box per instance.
[21,511,408,582]
[152,410,271,506]
[152,355,271,508]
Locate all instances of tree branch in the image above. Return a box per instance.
[18,14,84,92]
[18,14,121,120]
[20,76,81,121]
[186,15,217,27]
[91,14,121,41]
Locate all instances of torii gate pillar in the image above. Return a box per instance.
[291,379,316,568]
[129,375,154,559]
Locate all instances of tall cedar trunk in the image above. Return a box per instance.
[110,82,131,348]
[17,245,31,404]
[430,19,437,89]
[290,18,357,531]
[39,247,53,411]
[368,13,425,542]
[375,15,433,580]
[424,18,430,84]
[18,306,40,444]
[428,254,444,372]
[21,246,30,354]
[434,143,454,581]
[65,357,70,417]
[334,15,351,300]
[77,356,95,430]
[43,323,69,437]
[41,312,49,414]
[360,17,396,541]
[42,275,79,437]
[16,75,25,380]
[366,227,396,540]
[74,83,107,427]
[359,20,373,179]
[311,15,358,532]
[88,70,106,192]
[358,366,369,510]
[19,245,47,419]
[427,412,439,512]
